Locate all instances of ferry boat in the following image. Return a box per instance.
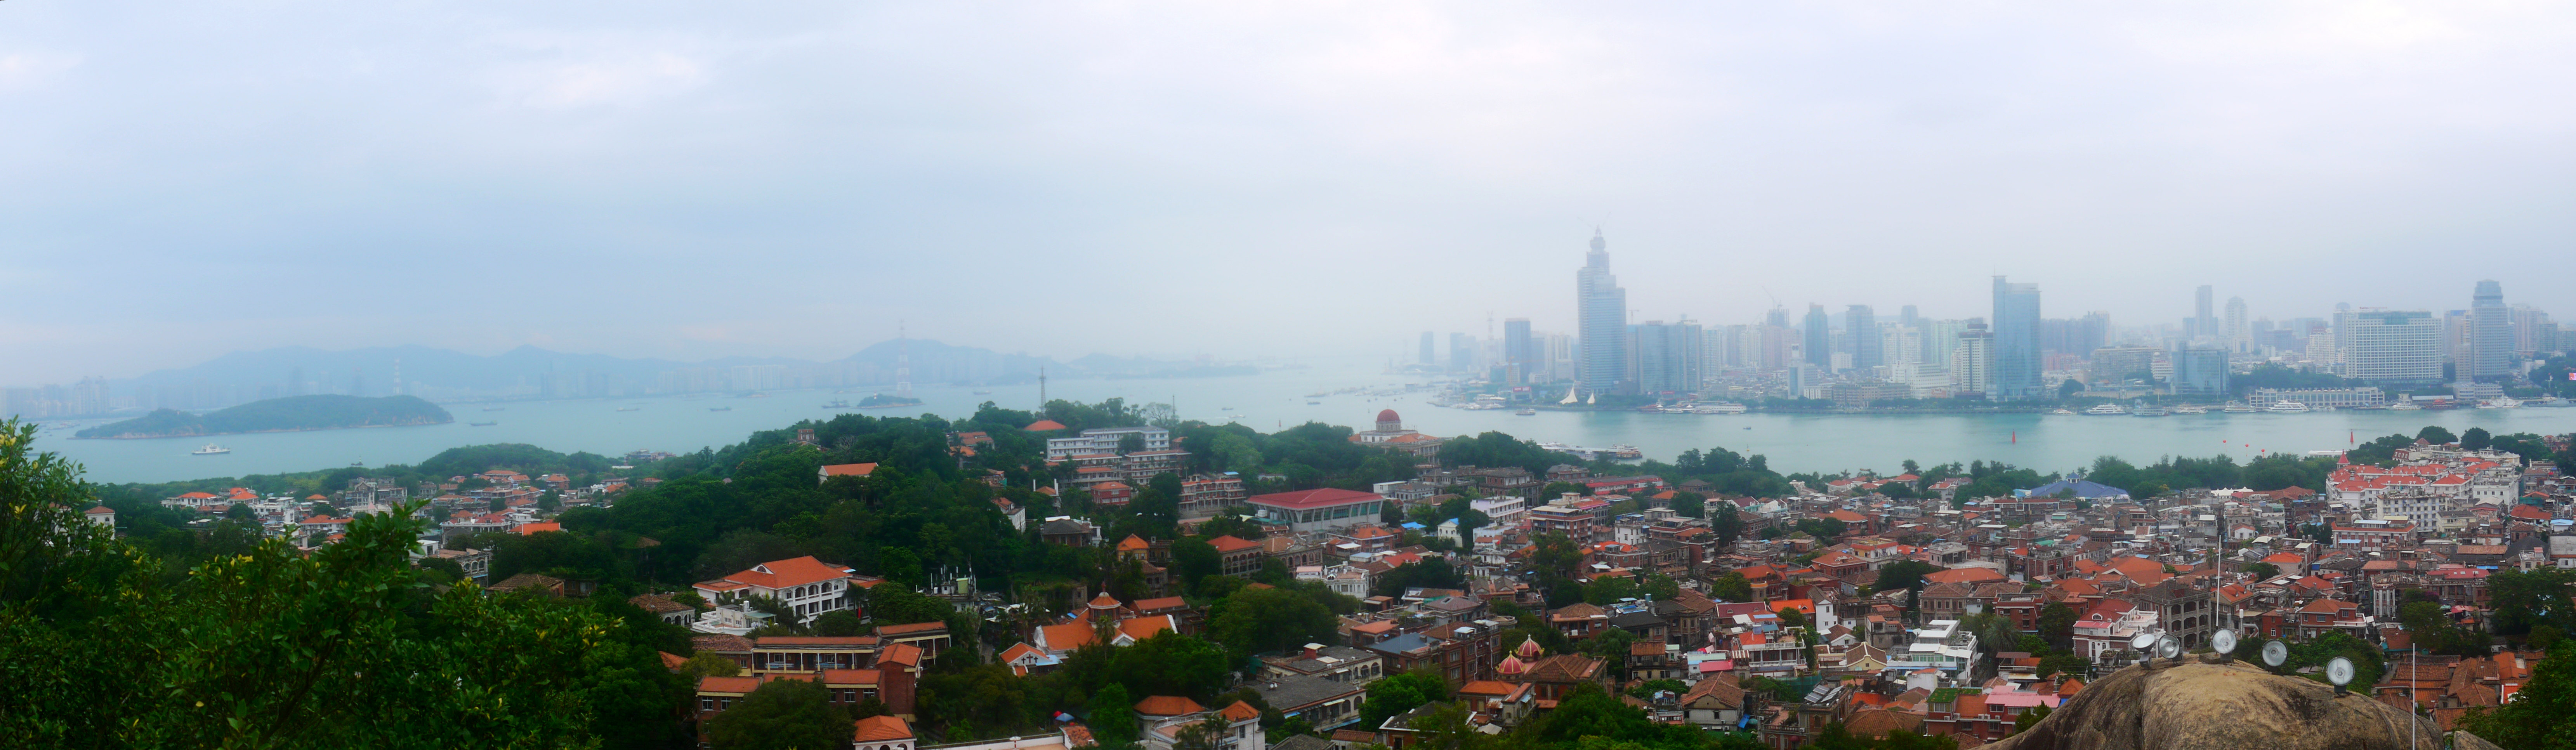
[1515,408,1537,416]
[2265,401,2310,413]
[2131,406,2169,417]
[2083,403,2127,415]
[1694,402,1748,414]
[2387,401,2422,410]
[2168,405,2207,415]
[191,444,230,455]
[2050,408,2077,415]
[2221,403,2259,413]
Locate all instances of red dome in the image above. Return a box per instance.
[1376,409,1401,424]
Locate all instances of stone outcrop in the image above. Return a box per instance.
[1983,656,2441,750]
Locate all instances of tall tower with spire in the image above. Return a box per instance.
[1575,230,1628,397]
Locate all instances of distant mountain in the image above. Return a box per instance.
[99,340,1235,409]
[76,395,453,439]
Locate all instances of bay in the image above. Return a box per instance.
[36,356,2576,484]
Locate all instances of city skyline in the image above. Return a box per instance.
[9,3,2576,385]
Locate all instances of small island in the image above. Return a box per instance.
[854,392,925,409]
[75,395,455,439]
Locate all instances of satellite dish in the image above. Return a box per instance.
[2131,631,2160,650]
[2157,636,2182,660]
[2326,656,2355,687]
[2261,641,2288,667]
[2211,629,2238,655]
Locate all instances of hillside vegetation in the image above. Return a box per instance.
[75,395,453,439]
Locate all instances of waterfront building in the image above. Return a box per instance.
[1575,231,1629,396]
[2469,280,2509,382]
[2192,285,2216,339]
[2169,348,2228,397]
[2343,309,2443,385]
[1504,318,1534,376]
[1630,319,1702,395]
[1989,277,2043,400]
[2250,387,2385,409]
[1950,322,1993,397]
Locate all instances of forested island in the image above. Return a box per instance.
[74,394,453,439]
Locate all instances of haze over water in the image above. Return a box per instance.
[45,359,2576,484]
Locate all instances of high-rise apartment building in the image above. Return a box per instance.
[1575,231,1629,395]
[2468,280,2509,382]
[2344,309,2444,385]
[2192,285,2216,339]
[2224,297,2250,350]
[1847,305,1880,372]
[1449,333,1476,372]
[1951,321,1994,396]
[1630,320,1703,395]
[1802,304,1832,369]
[1989,277,2043,401]
[2509,304,2553,355]
[1504,318,1534,370]
[1419,332,1436,366]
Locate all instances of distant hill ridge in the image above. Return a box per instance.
[75,395,454,439]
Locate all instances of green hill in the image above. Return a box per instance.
[76,395,454,439]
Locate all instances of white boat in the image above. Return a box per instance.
[2222,403,2259,413]
[1515,408,1537,416]
[2483,398,2522,409]
[2265,401,2310,413]
[2084,404,2127,415]
[1694,403,1748,415]
[2131,406,2169,417]
[2387,402,2422,410]
[2050,408,2077,415]
[1559,387,1580,405]
[2169,405,2207,415]
[191,444,230,455]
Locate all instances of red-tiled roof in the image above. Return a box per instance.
[1209,535,1262,553]
[1133,695,1206,716]
[1026,420,1069,431]
[821,463,879,477]
[712,556,854,590]
[853,715,914,742]
[1248,488,1382,509]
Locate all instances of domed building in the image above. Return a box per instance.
[1348,409,1445,458]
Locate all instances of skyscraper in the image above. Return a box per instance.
[1951,320,1993,396]
[2469,280,2510,382]
[1802,304,1832,369]
[2345,309,2444,384]
[2171,348,2229,396]
[1900,305,1921,332]
[1575,231,1628,395]
[1449,332,1475,372]
[2224,297,2250,350]
[1630,320,1703,395]
[1990,276,2042,401]
[2193,285,2215,339]
[1504,318,1534,368]
[1847,305,1880,373]
[1420,332,1436,366]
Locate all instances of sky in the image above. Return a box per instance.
[4,1,2574,385]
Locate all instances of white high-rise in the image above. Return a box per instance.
[2344,309,2444,385]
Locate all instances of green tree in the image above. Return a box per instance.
[1576,628,1640,681]
[2460,427,2492,451]
[705,677,851,750]
[1171,537,1220,595]
[2244,562,2279,579]
[1875,560,1943,596]
[2454,644,2576,749]
[1710,572,1754,602]
[1087,682,1139,743]
[2039,602,2078,651]
[1113,632,1232,701]
[1206,585,1341,662]
[1360,670,1450,728]
[2417,426,2457,445]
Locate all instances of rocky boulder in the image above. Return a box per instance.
[1982,656,2441,750]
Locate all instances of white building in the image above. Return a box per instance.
[1885,620,1981,680]
[2343,309,2443,384]
[693,556,860,626]
[1044,427,1172,461]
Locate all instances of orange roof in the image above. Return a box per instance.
[1218,700,1260,722]
[1457,680,1517,697]
[1026,419,1069,431]
[880,643,923,668]
[178,491,217,499]
[516,522,562,535]
[1038,622,1097,651]
[876,621,947,635]
[712,556,853,590]
[1131,596,1187,611]
[1000,642,1046,663]
[819,668,882,686]
[853,715,914,743]
[1117,616,1175,642]
[1117,535,1151,552]
[1133,695,1206,716]
[1209,535,1262,553]
[821,463,879,477]
[698,675,761,694]
[659,651,688,671]
[1922,568,2008,586]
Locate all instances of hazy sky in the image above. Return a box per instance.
[5,2,2574,385]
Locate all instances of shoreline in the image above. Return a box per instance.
[71,419,456,441]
